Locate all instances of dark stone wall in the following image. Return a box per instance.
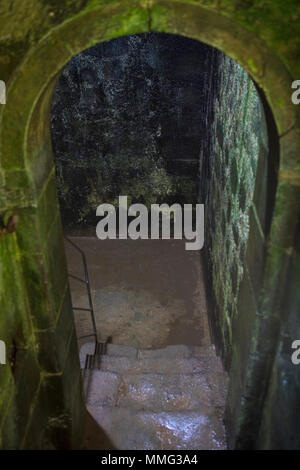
[197,51,283,448]
[258,218,300,449]
[51,33,212,231]
[199,52,267,365]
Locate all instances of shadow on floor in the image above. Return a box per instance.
[82,410,116,450]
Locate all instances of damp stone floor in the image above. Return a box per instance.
[64,237,228,450]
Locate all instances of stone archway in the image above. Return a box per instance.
[0,1,299,450]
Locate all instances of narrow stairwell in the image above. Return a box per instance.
[80,342,228,450]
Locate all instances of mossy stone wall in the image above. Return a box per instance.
[201,53,267,363]
[0,0,299,450]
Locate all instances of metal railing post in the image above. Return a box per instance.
[64,236,98,356]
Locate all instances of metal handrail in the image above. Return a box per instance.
[64,236,98,355]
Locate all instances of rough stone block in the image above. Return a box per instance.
[106,344,138,359]
[117,372,212,412]
[138,345,191,360]
[87,406,226,450]
[84,370,120,407]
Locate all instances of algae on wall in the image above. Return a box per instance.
[200,52,267,361]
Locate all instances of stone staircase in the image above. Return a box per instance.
[80,343,228,450]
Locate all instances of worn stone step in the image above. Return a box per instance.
[81,342,228,449]
[137,344,216,359]
[80,342,138,368]
[117,372,215,412]
[80,342,218,369]
[83,369,225,411]
[83,370,120,407]
[87,405,227,450]
[99,355,212,375]
[137,345,192,360]
[106,343,138,358]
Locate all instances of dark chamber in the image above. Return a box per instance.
[51,33,213,230]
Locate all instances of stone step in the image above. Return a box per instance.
[87,405,227,450]
[98,355,227,405]
[139,344,217,359]
[80,342,217,369]
[80,342,228,450]
[83,369,225,412]
[80,342,137,368]
[138,345,193,360]
[99,355,215,376]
